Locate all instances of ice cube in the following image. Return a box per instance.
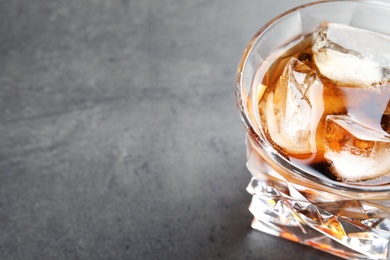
[312,23,390,87]
[325,115,390,182]
[261,58,324,155]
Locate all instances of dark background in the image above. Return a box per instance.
[0,0,363,259]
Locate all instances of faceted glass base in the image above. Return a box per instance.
[247,177,390,260]
[245,136,390,260]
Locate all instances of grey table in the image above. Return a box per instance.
[0,0,347,259]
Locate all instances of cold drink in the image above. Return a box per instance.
[235,2,390,260]
[258,23,390,184]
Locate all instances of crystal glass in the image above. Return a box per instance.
[235,1,390,259]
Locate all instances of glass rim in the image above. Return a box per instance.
[235,0,390,193]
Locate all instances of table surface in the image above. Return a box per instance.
[1,1,379,259]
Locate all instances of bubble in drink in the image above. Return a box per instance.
[260,23,390,183]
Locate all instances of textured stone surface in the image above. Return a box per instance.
[0,0,346,259]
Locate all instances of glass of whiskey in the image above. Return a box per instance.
[235,1,390,259]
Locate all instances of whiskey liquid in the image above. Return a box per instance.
[258,35,390,182]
